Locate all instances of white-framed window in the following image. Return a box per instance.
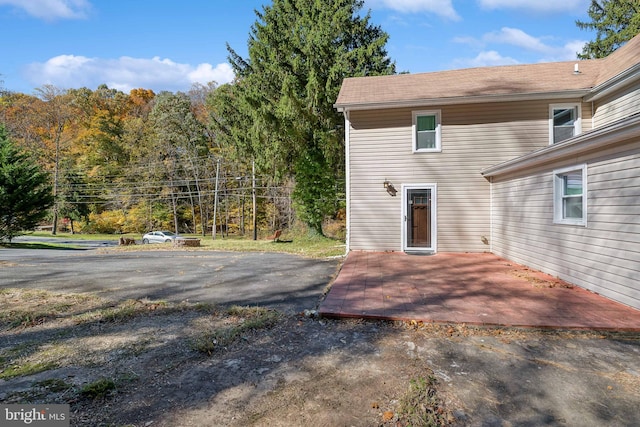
[412,110,441,152]
[553,164,587,226]
[549,104,581,144]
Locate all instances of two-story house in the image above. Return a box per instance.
[334,34,640,310]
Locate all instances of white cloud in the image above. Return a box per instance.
[24,55,235,93]
[455,28,587,62]
[563,40,588,60]
[484,28,550,53]
[454,51,520,68]
[477,0,589,13]
[0,0,91,20]
[366,0,460,20]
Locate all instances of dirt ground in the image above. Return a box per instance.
[1,289,639,427]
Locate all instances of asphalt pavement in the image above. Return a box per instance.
[0,245,341,314]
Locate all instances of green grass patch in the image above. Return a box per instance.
[197,233,345,258]
[0,360,59,380]
[0,340,73,381]
[80,378,116,399]
[79,372,139,400]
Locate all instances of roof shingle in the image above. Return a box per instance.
[335,34,640,110]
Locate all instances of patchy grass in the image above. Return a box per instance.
[191,305,282,354]
[0,289,284,384]
[79,374,140,400]
[0,290,178,383]
[0,339,76,381]
[98,299,169,323]
[0,291,169,328]
[396,375,453,426]
[0,360,59,380]
[80,378,117,399]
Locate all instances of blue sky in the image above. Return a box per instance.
[0,0,595,95]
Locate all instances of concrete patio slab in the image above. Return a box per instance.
[319,251,640,331]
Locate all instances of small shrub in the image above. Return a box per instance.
[80,378,116,399]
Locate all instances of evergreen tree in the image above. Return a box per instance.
[0,125,54,242]
[577,0,640,58]
[225,0,395,235]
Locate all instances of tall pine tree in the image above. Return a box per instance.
[0,125,54,242]
[225,0,395,235]
[577,0,640,58]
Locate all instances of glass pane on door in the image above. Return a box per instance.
[407,189,432,248]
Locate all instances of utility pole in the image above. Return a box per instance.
[252,159,257,241]
[212,158,220,240]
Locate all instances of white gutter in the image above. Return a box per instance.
[344,111,351,254]
[482,113,640,177]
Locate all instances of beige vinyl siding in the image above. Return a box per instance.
[347,99,591,252]
[490,142,640,310]
[593,80,640,128]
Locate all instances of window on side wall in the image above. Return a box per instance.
[412,110,441,152]
[550,104,581,144]
[553,165,587,226]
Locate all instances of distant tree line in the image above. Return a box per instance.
[0,84,297,237]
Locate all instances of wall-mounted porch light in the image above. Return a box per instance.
[383,180,397,196]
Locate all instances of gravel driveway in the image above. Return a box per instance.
[0,247,341,314]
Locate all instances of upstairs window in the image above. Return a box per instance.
[553,165,587,226]
[412,110,441,152]
[550,104,581,144]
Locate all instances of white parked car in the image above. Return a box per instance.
[142,231,177,244]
